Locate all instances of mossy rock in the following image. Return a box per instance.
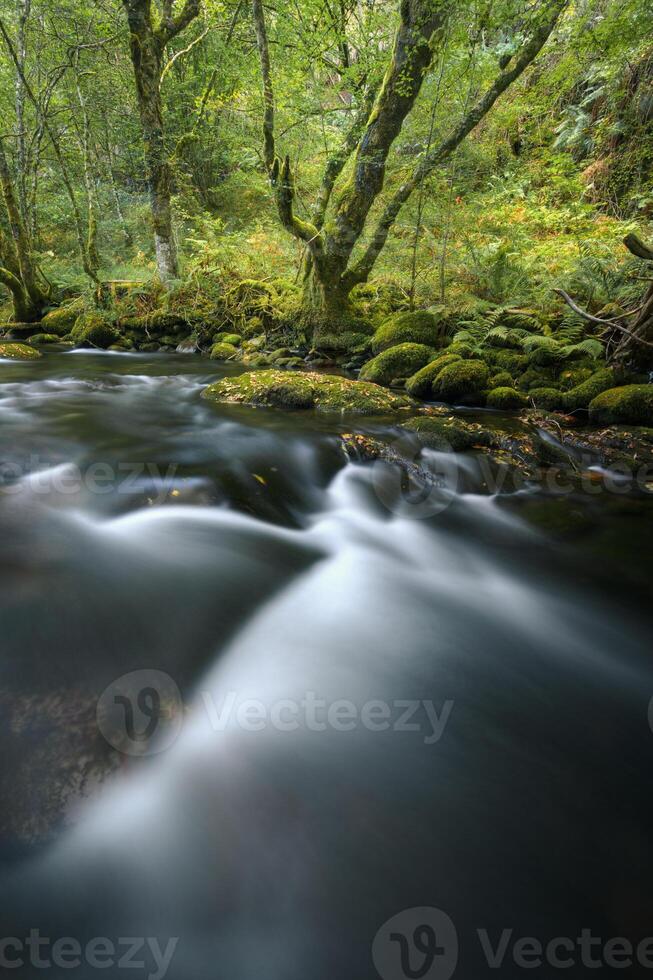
[203,369,414,415]
[488,371,514,390]
[0,342,41,360]
[562,369,614,412]
[27,333,61,345]
[214,332,242,347]
[516,366,556,392]
[529,387,565,411]
[446,342,476,360]
[589,385,653,426]
[401,417,484,452]
[71,312,120,349]
[486,387,529,410]
[405,354,463,399]
[313,330,372,355]
[558,366,594,391]
[487,350,529,375]
[268,347,294,363]
[432,359,490,406]
[359,343,436,386]
[41,298,86,335]
[210,342,240,361]
[372,310,448,353]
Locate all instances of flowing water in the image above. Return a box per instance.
[1,351,652,979]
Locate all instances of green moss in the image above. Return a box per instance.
[529,387,565,410]
[41,298,86,335]
[372,310,448,353]
[446,342,476,359]
[516,366,556,392]
[401,417,482,452]
[558,366,594,391]
[589,385,653,426]
[486,387,529,410]
[214,332,242,347]
[485,350,529,375]
[202,369,414,415]
[71,312,120,349]
[488,371,514,390]
[359,343,436,386]
[0,342,41,360]
[312,331,372,355]
[562,369,615,412]
[27,333,61,345]
[210,342,240,361]
[405,354,463,399]
[432,359,490,405]
[268,347,294,363]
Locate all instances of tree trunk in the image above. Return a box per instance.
[122,0,200,284]
[0,137,47,320]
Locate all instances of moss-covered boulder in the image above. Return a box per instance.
[589,385,653,426]
[487,350,529,375]
[359,343,436,386]
[0,342,41,360]
[210,342,240,361]
[401,416,486,452]
[488,371,514,390]
[529,387,565,411]
[27,333,61,345]
[71,312,120,349]
[405,353,462,399]
[562,369,614,411]
[372,310,448,353]
[41,298,86,336]
[432,359,490,405]
[516,366,557,392]
[486,387,529,410]
[203,370,413,415]
[558,366,594,391]
[213,332,242,347]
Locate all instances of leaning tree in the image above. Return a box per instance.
[121,0,201,283]
[252,0,569,343]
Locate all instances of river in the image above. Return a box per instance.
[0,351,652,979]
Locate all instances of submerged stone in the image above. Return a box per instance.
[202,369,414,415]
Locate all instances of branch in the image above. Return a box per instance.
[271,156,321,247]
[158,0,201,44]
[346,0,568,286]
[311,82,377,229]
[554,289,653,350]
[624,233,653,262]
[160,25,208,88]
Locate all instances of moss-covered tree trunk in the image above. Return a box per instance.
[122,0,200,284]
[0,137,48,321]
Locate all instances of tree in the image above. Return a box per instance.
[121,0,201,283]
[0,136,49,321]
[253,0,569,342]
